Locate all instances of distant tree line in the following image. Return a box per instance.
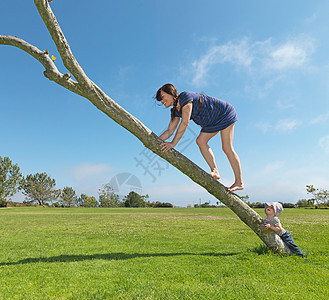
[195,187,329,209]
[194,198,298,209]
[240,186,329,209]
[0,156,173,208]
[2,156,327,209]
[194,201,220,208]
[244,201,296,209]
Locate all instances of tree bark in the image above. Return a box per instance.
[0,0,290,254]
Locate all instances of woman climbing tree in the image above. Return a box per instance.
[156,83,244,192]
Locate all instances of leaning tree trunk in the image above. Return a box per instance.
[0,0,290,254]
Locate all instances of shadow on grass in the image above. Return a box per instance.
[250,244,271,255]
[0,252,241,266]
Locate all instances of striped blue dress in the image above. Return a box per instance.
[172,91,238,133]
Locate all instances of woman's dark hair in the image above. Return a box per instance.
[155,83,179,120]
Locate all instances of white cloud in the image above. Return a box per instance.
[247,162,329,203]
[276,100,295,110]
[307,176,329,189]
[191,39,252,86]
[189,35,315,87]
[275,119,301,132]
[319,135,329,153]
[259,161,285,176]
[304,13,318,24]
[255,119,300,133]
[266,43,308,70]
[311,111,329,124]
[145,183,211,207]
[243,75,284,100]
[147,183,204,197]
[70,163,112,181]
[260,36,315,72]
[255,121,272,133]
[246,181,306,204]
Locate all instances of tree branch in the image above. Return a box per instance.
[0,35,55,71]
[34,0,93,93]
[0,35,83,96]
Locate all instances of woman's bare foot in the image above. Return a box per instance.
[210,169,220,180]
[227,182,244,192]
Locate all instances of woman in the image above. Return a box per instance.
[155,83,244,192]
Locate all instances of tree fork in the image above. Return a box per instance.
[0,0,290,254]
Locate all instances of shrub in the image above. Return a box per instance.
[0,198,7,207]
[151,201,173,208]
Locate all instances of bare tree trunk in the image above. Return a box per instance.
[0,0,289,254]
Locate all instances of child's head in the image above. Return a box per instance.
[265,202,283,217]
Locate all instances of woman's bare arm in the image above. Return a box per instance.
[161,103,192,152]
[159,116,180,141]
[171,103,192,146]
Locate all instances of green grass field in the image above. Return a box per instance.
[0,207,328,299]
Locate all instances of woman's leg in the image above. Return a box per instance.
[196,131,220,179]
[220,123,244,192]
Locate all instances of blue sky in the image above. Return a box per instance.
[1,0,329,206]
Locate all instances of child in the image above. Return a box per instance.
[264,202,305,257]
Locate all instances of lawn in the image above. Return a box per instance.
[0,207,328,299]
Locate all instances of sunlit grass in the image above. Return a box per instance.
[0,207,328,299]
